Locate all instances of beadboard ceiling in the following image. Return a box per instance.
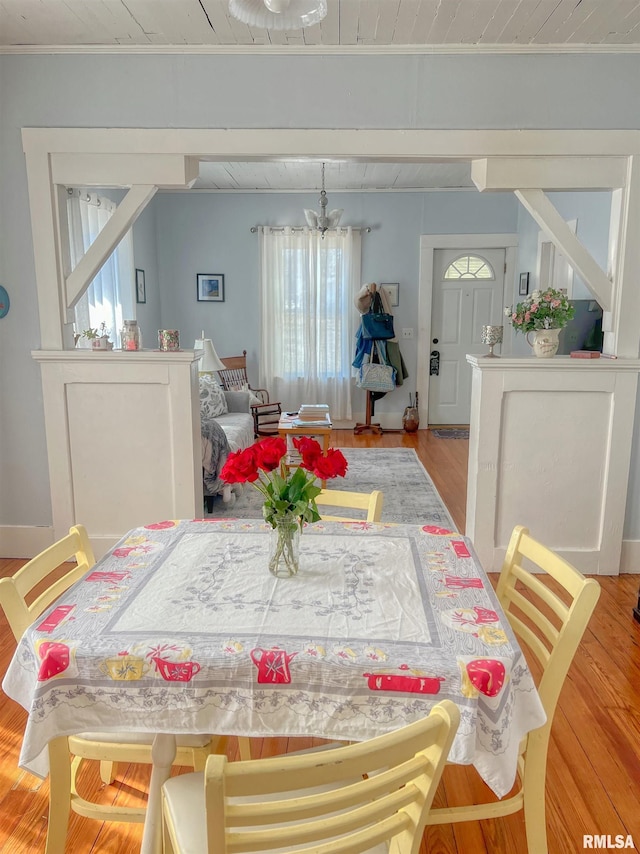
[1,0,639,49]
[193,160,474,191]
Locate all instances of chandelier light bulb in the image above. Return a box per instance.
[264,0,290,11]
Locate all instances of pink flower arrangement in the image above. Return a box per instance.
[505,287,574,333]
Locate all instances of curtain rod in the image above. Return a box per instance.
[250,226,371,233]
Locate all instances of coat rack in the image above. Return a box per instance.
[354,389,383,435]
[354,283,384,435]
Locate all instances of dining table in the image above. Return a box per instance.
[3,517,547,853]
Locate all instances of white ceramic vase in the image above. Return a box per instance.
[526,327,561,358]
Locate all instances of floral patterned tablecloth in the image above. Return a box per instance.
[3,519,546,797]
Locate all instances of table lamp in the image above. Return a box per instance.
[481,325,503,357]
[194,331,226,374]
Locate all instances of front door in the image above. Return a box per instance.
[428,248,506,425]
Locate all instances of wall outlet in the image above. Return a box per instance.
[402,328,414,339]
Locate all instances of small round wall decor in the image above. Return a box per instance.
[0,286,9,318]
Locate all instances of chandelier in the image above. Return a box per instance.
[304,162,343,238]
[228,0,327,30]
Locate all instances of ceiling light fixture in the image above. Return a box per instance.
[228,0,327,30]
[304,162,343,238]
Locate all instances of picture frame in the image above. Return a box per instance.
[519,272,530,296]
[197,274,225,302]
[135,268,146,304]
[381,283,399,307]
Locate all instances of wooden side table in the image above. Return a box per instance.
[278,413,332,486]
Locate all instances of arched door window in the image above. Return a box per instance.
[443,254,495,280]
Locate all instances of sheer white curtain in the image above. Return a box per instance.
[67,190,135,348]
[259,227,361,419]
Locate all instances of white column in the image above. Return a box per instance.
[466,355,640,575]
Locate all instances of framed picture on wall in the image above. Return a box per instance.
[197,274,225,302]
[135,268,146,304]
[381,283,399,306]
[519,272,530,296]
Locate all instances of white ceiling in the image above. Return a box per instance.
[194,160,474,191]
[1,0,639,49]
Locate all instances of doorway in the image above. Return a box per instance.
[417,233,518,429]
[428,247,506,424]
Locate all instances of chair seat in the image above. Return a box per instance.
[163,770,388,854]
[79,731,212,748]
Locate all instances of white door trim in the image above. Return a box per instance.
[417,233,519,427]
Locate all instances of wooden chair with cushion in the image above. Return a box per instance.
[216,350,281,436]
[427,524,601,854]
[0,524,221,854]
[316,488,384,522]
[162,700,459,854]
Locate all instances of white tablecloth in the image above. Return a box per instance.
[3,519,546,797]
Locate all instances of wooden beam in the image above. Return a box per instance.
[51,154,199,188]
[65,185,157,310]
[609,156,640,357]
[472,157,627,191]
[514,189,613,311]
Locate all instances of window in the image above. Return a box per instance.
[444,254,495,280]
[67,190,135,348]
[259,228,361,419]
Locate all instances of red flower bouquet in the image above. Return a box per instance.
[221,436,348,529]
[221,437,348,576]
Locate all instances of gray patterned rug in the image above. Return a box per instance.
[205,448,456,529]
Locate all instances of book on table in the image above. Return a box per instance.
[297,404,330,421]
[291,416,331,428]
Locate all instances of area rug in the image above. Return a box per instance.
[206,448,456,529]
[430,428,470,439]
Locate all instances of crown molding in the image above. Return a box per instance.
[1,43,639,56]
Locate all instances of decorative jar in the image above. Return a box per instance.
[121,320,142,351]
[268,518,300,578]
[526,327,561,358]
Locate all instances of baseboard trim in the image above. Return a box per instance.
[621,540,640,574]
[0,525,55,559]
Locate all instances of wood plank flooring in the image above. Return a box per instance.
[1,428,639,853]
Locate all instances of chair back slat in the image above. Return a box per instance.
[503,584,561,648]
[496,525,600,723]
[316,489,383,523]
[217,351,249,391]
[204,701,459,854]
[0,525,95,640]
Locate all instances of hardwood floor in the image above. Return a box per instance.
[1,428,639,853]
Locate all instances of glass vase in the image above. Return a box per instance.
[268,519,300,577]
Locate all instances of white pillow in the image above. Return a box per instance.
[228,380,263,408]
[199,375,228,419]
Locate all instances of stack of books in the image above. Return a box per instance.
[293,404,331,427]
[297,404,330,420]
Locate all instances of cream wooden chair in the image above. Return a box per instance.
[162,700,459,854]
[427,524,601,854]
[316,488,384,522]
[0,524,220,853]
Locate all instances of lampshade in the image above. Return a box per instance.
[194,333,226,374]
[228,0,327,30]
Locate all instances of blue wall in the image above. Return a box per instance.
[0,51,638,538]
[152,189,518,396]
